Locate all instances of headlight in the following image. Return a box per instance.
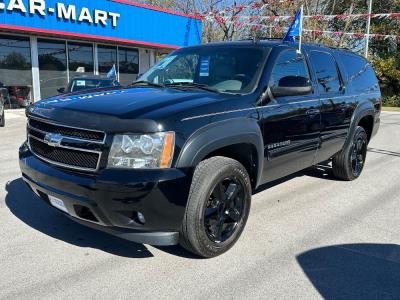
[107,132,175,169]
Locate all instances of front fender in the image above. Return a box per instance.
[175,118,264,186]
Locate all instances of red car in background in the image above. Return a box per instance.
[8,86,32,108]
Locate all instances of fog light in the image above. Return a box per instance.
[137,212,146,224]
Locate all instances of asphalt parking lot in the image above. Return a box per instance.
[0,109,399,299]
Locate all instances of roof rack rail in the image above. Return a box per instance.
[259,37,283,40]
[238,37,283,42]
[330,46,353,52]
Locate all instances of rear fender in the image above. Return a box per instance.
[344,100,375,150]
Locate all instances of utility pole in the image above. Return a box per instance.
[364,0,373,58]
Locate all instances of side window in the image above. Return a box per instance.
[340,54,379,93]
[309,51,342,94]
[270,50,311,89]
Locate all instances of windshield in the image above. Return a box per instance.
[68,79,118,92]
[139,46,270,94]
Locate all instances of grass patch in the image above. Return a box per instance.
[382,96,400,108]
[382,106,400,112]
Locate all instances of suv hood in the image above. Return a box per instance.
[28,87,226,132]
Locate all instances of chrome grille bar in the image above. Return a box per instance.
[27,116,106,172]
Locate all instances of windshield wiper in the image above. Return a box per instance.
[130,80,164,88]
[165,82,220,93]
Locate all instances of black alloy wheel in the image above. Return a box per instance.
[350,133,367,177]
[204,176,245,243]
[332,126,368,181]
[179,156,252,258]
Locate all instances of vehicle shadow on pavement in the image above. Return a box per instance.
[302,162,337,181]
[4,178,223,260]
[368,147,400,158]
[255,162,335,193]
[5,178,155,258]
[296,243,400,299]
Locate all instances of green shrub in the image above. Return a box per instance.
[382,95,400,107]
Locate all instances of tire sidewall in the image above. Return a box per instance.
[346,126,368,179]
[186,158,252,257]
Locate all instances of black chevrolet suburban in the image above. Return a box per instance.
[19,41,381,257]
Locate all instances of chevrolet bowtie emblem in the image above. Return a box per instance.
[44,133,63,147]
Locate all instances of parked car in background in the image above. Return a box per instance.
[0,82,28,109]
[57,76,121,94]
[0,83,5,127]
[8,86,32,108]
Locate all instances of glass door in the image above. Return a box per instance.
[0,35,32,108]
[38,39,68,99]
[68,42,95,79]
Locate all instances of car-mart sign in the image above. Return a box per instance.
[0,0,120,27]
[0,0,202,48]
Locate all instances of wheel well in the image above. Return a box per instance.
[358,115,374,142]
[204,143,258,190]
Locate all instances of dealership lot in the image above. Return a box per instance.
[0,110,399,299]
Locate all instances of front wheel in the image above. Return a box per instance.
[180,156,252,258]
[332,126,368,181]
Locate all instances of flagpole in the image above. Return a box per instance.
[364,0,373,58]
[298,5,304,54]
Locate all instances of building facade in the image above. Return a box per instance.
[0,0,202,106]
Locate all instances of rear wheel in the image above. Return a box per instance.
[180,156,252,258]
[332,126,368,181]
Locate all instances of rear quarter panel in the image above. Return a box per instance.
[333,50,382,145]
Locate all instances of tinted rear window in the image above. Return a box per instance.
[339,54,379,93]
[309,51,342,94]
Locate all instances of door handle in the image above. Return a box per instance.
[306,109,320,115]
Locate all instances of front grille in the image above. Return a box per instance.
[29,137,100,170]
[29,118,105,142]
[27,116,105,171]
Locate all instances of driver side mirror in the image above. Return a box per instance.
[270,76,312,97]
[57,87,65,94]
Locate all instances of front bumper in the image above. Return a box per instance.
[19,142,192,246]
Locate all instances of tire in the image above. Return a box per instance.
[180,156,252,258]
[332,126,368,181]
[0,109,4,127]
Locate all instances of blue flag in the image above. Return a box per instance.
[107,64,117,78]
[283,8,303,43]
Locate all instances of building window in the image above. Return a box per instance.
[97,45,117,75]
[0,35,32,108]
[118,47,139,85]
[38,39,68,99]
[68,42,94,78]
